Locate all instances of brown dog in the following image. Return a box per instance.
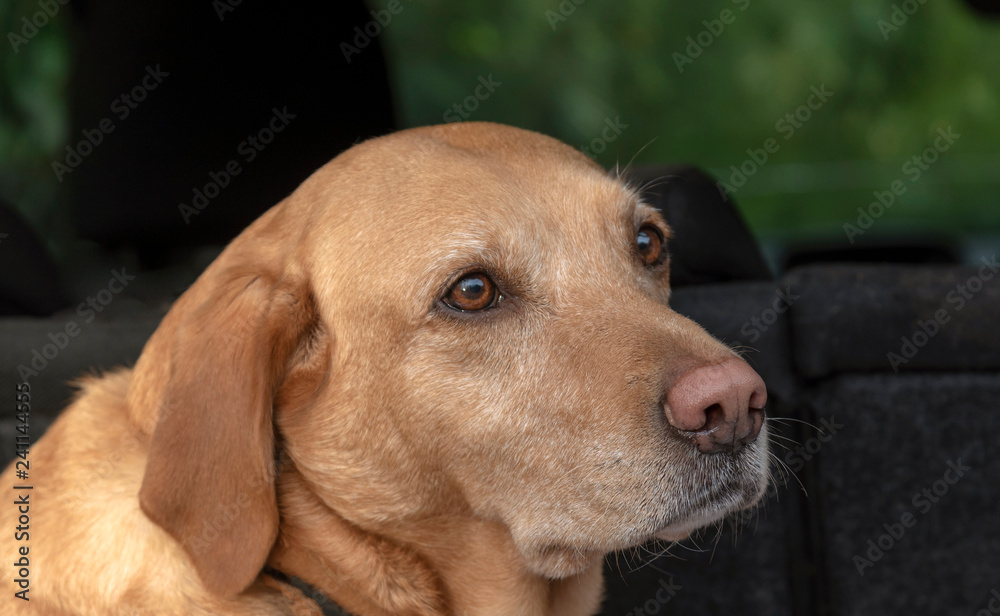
[1,122,768,615]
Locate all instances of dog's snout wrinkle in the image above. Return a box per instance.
[664,358,767,454]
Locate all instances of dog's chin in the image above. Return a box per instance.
[654,463,770,542]
[518,437,770,579]
[651,510,731,542]
[519,482,766,579]
[521,544,605,579]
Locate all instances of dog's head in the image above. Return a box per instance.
[130,122,769,596]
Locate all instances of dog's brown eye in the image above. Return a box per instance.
[444,273,499,311]
[636,224,664,266]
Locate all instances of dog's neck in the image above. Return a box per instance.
[268,467,605,616]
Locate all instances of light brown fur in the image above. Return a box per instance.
[0,123,768,615]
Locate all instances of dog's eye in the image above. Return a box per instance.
[636,224,664,266]
[443,273,500,311]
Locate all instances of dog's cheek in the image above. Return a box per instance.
[397,321,698,542]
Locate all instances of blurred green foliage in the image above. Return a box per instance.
[1,0,998,247]
[382,0,1000,241]
[0,0,69,235]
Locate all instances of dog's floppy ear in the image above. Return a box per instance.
[129,213,329,597]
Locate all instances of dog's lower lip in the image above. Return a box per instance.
[651,477,762,539]
[680,409,764,438]
[678,426,720,438]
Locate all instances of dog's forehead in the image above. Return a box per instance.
[457,126,643,212]
[389,146,642,265]
[300,124,661,301]
[403,122,606,171]
[313,124,640,234]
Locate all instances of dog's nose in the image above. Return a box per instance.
[664,358,767,454]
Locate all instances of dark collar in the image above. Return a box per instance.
[264,567,353,616]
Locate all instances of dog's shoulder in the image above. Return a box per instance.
[0,371,320,614]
